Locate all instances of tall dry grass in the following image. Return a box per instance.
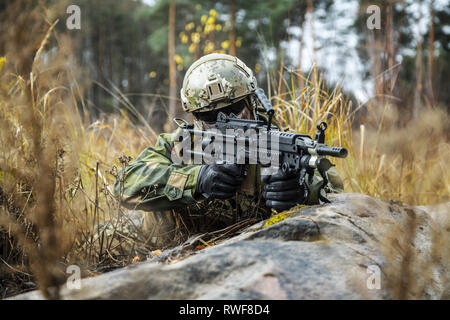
[269,65,449,299]
[0,2,448,299]
[0,2,157,298]
[269,67,449,206]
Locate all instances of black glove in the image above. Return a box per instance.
[262,170,306,212]
[196,164,246,200]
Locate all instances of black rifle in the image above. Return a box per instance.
[173,88,347,203]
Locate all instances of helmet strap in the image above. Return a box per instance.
[247,95,259,120]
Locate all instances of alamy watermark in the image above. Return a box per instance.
[66,5,81,30]
[66,265,81,290]
[63,4,382,33]
[366,5,381,30]
[64,5,382,32]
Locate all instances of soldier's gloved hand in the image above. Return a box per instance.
[196,164,246,200]
[262,170,306,212]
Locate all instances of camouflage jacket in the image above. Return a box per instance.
[113,124,344,239]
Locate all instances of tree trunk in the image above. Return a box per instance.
[426,0,435,106]
[229,0,236,56]
[385,2,395,96]
[367,29,383,104]
[413,2,424,119]
[297,13,306,91]
[307,0,317,84]
[98,24,105,116]
[167,0,177,130]
[413,37,423,119]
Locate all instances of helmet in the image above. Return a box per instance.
[180,53,257,113]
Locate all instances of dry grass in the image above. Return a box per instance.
[0,2,157,298]
[270,65,449,299]
[0,2,448,300]
[271,68,449,206]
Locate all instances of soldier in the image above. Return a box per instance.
[113,53,343,249]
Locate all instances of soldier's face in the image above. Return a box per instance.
[236,104,252,120]
[193,98,253,128]
[202,106,253,129]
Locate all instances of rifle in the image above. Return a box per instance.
[173,88,347,203]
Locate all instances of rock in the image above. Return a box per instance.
[10,193,450,300]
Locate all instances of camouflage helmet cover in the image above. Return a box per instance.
[180,53,257,113]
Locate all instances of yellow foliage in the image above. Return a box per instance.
[209,9,218,18]
[204,24,214,35]
[191,32,200,44]
[0,56,5,72]
[203,41,215,54]
[221,40,229,50]
[174,54,183,65]
[185,22,195,31]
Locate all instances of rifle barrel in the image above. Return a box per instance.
[315,146,348,158]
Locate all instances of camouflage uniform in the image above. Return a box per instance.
[113,125,344,249]
[113,53,344,249]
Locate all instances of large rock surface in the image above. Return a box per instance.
[11,193,450,299]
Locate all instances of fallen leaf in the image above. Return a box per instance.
[87,270,100,277]
[151,249,162,255]
[132,255,141,264]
